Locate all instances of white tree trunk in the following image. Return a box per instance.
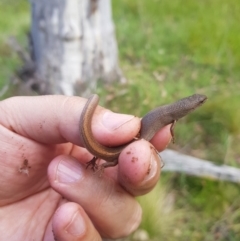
[30,0,122,96]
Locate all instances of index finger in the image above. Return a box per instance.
[0,95,140,147]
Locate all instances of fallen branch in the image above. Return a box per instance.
[161,149,240,183]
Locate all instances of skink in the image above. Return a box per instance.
[80,94,207,171]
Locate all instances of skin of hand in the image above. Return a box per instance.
[0,95,171,241]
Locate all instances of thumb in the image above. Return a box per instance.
[51,202,101,241]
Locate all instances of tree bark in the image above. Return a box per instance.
[30,0,122,96]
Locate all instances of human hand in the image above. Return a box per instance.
[0,95,171,240]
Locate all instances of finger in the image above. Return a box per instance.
[0,96,140,147]
[48,155,141,239]
[150,125,172,151]
[117,139,162,196]
[50,202,101,241]
[102,126,170,196]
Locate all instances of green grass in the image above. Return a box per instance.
[110,1,240,240]
[1,0,240,240]
[0,0,30,94]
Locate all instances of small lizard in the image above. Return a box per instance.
[80,94,207,171]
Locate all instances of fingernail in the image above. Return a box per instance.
[66,210,86,237]
[102,111,135,130]
[56,158,84,183]
[143,151,160,182]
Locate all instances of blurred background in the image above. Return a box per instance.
[1,0,240,240]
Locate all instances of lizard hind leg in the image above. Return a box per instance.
[86,157,119,176]
[96,159,119,177]
[86,156,99,171]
